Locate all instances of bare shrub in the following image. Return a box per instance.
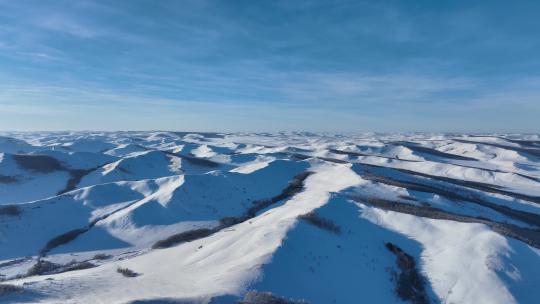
[0,284,23,296]
[117,267,139,278]
[0,175,18,184]
[93,253,112,260]
[240,291,307,304]
[385,242,429,304]
[298,212,341,234]
[62,261,95,272]
[152,228,214,249]
[218,217,242,228]
[26,259,95,276]
[247,172,311,217]
[0,205,21,216]
[40,228,88,256]
[26,260,61,276]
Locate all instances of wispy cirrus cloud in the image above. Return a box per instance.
[0,0,539,132]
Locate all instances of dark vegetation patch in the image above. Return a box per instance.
[246,172,312,217]
[183,154,220,167]
[504,138,540,149]
[329,149,422,162]
[393,166,540,205]
[385,242,430,304]
[10,152,112,195]
[152,229,214,249]
[454,139,540,158]
[289,153,311,161]
[0,284,24,296]
[57,168,94,195]
[239,291,307,304]
[0,257,30,269]
[26,259,95,276]
[117,166,131,174]
[0,174,18,183]
[144,146,220,168]
[40,228,88,256]
[355,196,540,249]
[334,147,540,182]
[39,198,141,257]
[61,261,96,272]
[355,163,540,227]
[129,299,199,304]
[316,156,348,164]
[0,204,21,216]
[93,253,112,260]
[12,154,64,173]
[153,172,312,249]
[117,267,139,277]
[218,217,242,227]
[395,142,478,161]
[58,160,119,195]
[171,131,225,139]
[298,212,341,234]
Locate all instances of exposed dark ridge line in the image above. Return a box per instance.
[438,162,540,183]
[354,166,540,228]
[356,163,540,205]
[466,135,540,149]
[291,153,540,199]
[308,149,540,183]
[289,153,350,164]
[385,242,430,304]
[505,138,540,148]
[165,151,220,167]
[329,149,422,162]
[454,139,540,158]
[315,156,349,164]
[335,143,540,182]
[514,172,540,183]
[152,171,312,249]
[363,173,540,228]
[392,141,479,161]
[169,131,225,139]
[352,196,540,249]
[133,144,221,168]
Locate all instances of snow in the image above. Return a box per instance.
[1,132,540,303]
[360,205,540,304]
[6,162,362,303]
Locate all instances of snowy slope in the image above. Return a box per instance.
[1,132,540,304]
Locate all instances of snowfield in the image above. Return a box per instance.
[1,132,539,304]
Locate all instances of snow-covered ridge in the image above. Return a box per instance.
[0,132,539,304]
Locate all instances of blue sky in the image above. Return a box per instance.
[0,0,539,132]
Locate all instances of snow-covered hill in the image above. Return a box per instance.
[1,132,539,304]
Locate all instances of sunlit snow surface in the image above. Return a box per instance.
[1,132,540,304]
